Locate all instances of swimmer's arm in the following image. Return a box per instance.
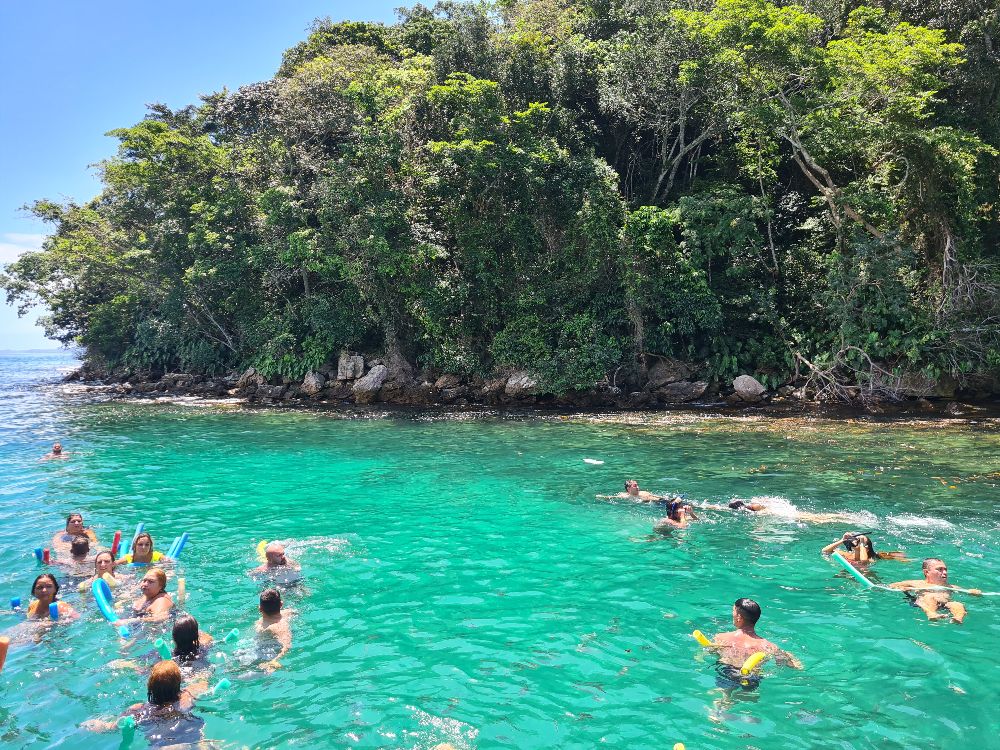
[888,580,922,590]
[58,602,80,621]
[595,494,625,501]
[820,538,847,555]
[775,649,803,669]
[182,682,208,705]
[145,596,174,622]
[83,703,143,732]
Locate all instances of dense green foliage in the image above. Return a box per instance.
[5,0,1000,395]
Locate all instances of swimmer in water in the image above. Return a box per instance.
[172,614,214,669]
[84,660,207,742]
[821,532,908,568]
[256,588,293,673]
[115,532,170,567]
[717,499,856,524]
[51,512,99,552]
[26,574,78,621]
[653,499,697,532]
[41,442,69,460]
[117,568,173,625]
[597,479,670,503]
[707,598,802,670]
[79,550,125,591]
[249,542,301,576]
[889,558,982,623]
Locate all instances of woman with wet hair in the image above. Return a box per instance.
[822,532,908,568]
[51,512,98,551]
[27,573,78,620]
[172,614,213,663]
[117,568,173,625]
[115,532,169,566]
[84,660,207,743]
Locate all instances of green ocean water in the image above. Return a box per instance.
[1,352,999,749]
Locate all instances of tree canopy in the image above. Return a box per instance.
[4,0,999,398]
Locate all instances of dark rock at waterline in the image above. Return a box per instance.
[655,380,708,403]
[647,358,693,388]
[354,364,388,404]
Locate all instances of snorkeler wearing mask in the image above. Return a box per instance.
[821,532,908,568]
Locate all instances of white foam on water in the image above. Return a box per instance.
[583,458,604,465]
[887,514,954,530]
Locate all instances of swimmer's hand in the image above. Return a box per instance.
[261,659,282,673]
[967,588,983,596]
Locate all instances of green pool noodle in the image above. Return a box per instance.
[223,628,239,644]
[118,715,136,736]
[832,551,876,589]
[212,678,232,695]
[154,638,172,659]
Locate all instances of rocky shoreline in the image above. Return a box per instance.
[64,351,1000,418]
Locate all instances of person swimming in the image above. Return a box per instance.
[26,573,78,621]
[117,568,173,625]
[821,532,908,568]
[249,542,301,576]
[653,499,697,532]
[116,532,170,566]
[889,558,982,623]
[84,660,207,746]
[172,614,214,676]
[41,442,69,460]
[597,479,672,504]
[256,588,293,673]
[79,550,125,592]
[51,512,98,551]
[706,598,802,677]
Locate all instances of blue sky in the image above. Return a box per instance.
[0,0,400,349]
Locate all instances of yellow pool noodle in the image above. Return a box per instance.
[692,629,713,647]
[741,651,767,675]
[256,540,268,563]
[79,573,119,593]
[673,744,685,750]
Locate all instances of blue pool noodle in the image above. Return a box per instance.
[48,602,59,620]
[169,532,189,559]
[121,522,145,558]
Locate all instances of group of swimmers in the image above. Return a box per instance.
[2,481,301,743]
[600,479,986,685]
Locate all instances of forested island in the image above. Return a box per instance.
[3,0,999,408]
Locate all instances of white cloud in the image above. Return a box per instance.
[0,233,45,265]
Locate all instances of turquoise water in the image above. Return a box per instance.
[1,352,999,749]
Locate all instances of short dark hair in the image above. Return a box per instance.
[734,598,761,625]
[70,535,90,556]
[66,512,83,527]
[728,500,746,510]
[922,557,944,573]
[260,587,282,615]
